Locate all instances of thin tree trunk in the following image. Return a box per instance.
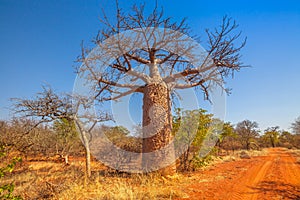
[82,131,91,178]
[246,142,250,150]
[271,138,275,148]
[74,119,92,179]
[184,146,190,171]
[64,154,69,165]
[142,82,176,175]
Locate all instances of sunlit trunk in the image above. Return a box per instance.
[74,119,92,179]
[82,131,91,178]
[142,82,176,175]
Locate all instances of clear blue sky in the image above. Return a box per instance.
[0,0,299,131]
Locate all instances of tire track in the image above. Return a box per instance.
[227,155,274,200]
[179,148,300,200]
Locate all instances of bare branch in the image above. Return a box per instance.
[173,79,206,89]
[98,76,140,89]
[78,3,246,103]
[125,53,150,64]
[102,86,144,101]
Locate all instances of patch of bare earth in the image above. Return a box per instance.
[177,148,300,200]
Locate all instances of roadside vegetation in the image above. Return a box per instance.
[1,112,300,199]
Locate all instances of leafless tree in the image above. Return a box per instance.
[0,118,48,156]
[236,120,259,150]
[292,117,300,135]
[78,2,245,173]
[77,2,246,175]
[12,86,111,178]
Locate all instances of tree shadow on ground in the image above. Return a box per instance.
[249,181,300,199]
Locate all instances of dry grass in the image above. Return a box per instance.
[289,148,300,156]
[248,148,269,156]
[57,174,188,200]
[208,149,268,165]
[3,148,275,199]
[287,148,300,164]
[3,156,191,200]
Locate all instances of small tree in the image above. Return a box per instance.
[236,120,259,150]
[12,86,111,178]
[173,109,213,171]
[216,122,237,152]
[263,126,280,148]
[292,117,300,134]
[53,118,83,164]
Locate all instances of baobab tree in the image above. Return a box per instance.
[77,2,246,175]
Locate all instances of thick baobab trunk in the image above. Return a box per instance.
[142,82,176,175]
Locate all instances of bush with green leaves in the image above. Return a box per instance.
[173,109,216,171]
[0,146,22,200]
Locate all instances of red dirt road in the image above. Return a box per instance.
[180,148,300,200]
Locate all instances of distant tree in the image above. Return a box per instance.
[278,130,294,148]
[216,122,237,151]
[0,118,55,157]
[103,125,135,149]
[78,2,246,175]
[216,122,233,147]
[0,121,8,148]
[222,133,241,152]
[291,117,300,134]
[0,119,33,154]
[236,120,259,150]
[279,131,292,143]
[104,125,142,153]
[104,126,130,139]
[293,134,300,149]
[263,126,280,148]
[53,118,83,164]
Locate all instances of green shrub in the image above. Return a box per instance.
[0,146,22,200]
[191,154,214,169]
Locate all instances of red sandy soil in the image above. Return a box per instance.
[178,148,300,200]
